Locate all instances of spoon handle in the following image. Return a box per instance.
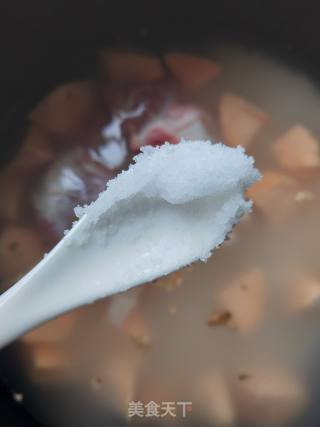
[0,229,84,349]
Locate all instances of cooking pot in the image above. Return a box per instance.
[0,1,319,425]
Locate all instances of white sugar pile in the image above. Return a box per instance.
[65,140,260,299]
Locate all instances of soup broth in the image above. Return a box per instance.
[1,46,320,427]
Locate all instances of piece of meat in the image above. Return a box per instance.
[0,127,55,222]
[104,82,215,153]
[164,52,221,91]
[271,125,320,171]
[33,146,119,239]
[12,126,55,171]
[30,80,101,138]
[0,169,28,222]
[130,103,214,152]
[100,50,165,83]
[33,83,168,239]
[33,82,214,241]
[219,93,269,148]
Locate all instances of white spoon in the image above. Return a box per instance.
[0,140,260,348]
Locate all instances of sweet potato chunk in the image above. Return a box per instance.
[287,275,320,312]
[236,367,307,427]
[22,311,79,344]
[217,269,266,334]
[294,190,315,202]
[30,80,98,137]
[122,307,151,349]
[271,125,319,171]
[0,226,45,280]
[196,371,235,426]
[100,51,165,83]
[219,93,268,147]
[31,343,69,370]
[28,342,76,383]
[155,270,183,292]
[164,53,220,91]
[247,171,300,224]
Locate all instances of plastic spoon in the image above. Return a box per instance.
[0,140,260,348]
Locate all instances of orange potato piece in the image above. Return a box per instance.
[156,270,183,292]
[164,53,220,91]
[0,226,45,280]
[287,275,320,312]
[101,51,165,83]
[30,80,98,137]
[247,170,300,224]
[272,125,320,171]
[236,367,307,427]
[28,343,77,383]
[196,371,235,426]
[295,190,315,202]
[219,93,268,147]
[122,307,151,349]
[22,311,78,344]
[217,269,266,334]
[31,343,69,370]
